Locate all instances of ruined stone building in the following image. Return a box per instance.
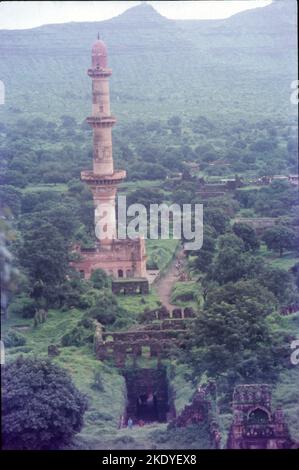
[227,384,294,449]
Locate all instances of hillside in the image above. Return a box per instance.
[1,0,299,452]
[0,1,297,124]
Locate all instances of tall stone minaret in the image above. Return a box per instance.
[81,37,126,245]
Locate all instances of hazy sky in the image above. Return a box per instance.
[0,1,273,30]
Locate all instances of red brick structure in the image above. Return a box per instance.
[173,381,221,448]
[227,384,294,449]
[72,37,147,280]
[93,306,195,367]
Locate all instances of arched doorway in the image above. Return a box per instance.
[247,408,270,425]
[136,392,158,422]
[118,269,124,278]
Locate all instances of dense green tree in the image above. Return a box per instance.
[18,221,69,306]
[60,115,77,128]
[161,147,185,172]
[0,185,22,217]
[187,300,286,380]
[208,247,249,284]
[204,208,229,235]
[129,162,167,180]
[192,232,216,272]
[90,268,111,290]
[2,357,87,450]
[263,225,296,256]
[291,262,299,290]
[167,115,182,128]
[217,233,245,252]
[138,145,164,163]
[2,170,27,188]
[204,279,277,314]
[257,266,294,303]
[250,139,276,152]
[7,294,36,318]
[84,288,120,325]
[126,188,164,212]
[4,330,26,348]
[254,182,298,217]
[233,222,260,251]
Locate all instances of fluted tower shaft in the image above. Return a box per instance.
[81,38,125,244]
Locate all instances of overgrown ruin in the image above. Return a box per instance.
[124,367,174,424]
[227,384,296,449]
[94,306,196,367]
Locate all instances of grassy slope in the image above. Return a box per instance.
[2,309,126,446]
[170,281,201,310]
[2,237,197,449]
[3,275,299,448]
[260,245,299,271]
[2,305,208,449]
[146,238,179,271]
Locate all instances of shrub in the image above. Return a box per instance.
[4,331,26,348]
[171,283,196,303]
[2,357,88,449]
[83,289,120,325]
[91,367,104,391]
[7,295,36,318]
[90,268,110,289]
[61,325,93,347]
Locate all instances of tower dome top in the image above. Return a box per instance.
[91,36,108,68]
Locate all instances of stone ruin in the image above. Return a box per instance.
[227,384,295,449]
[280,304,299,315]
[141,306,196,322]
[233,217,277,235]
[94,306,196,368]
[112,278,149,295]
[170,382,297,449]
[172,381,221,448]
[124,367,174,424]
[47,344,60,357]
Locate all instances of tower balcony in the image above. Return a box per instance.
[81,169,126,185]
[87,67,112,78]
[87,115,116,127]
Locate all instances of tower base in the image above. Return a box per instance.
[71,238,147,280]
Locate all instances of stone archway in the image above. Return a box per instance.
[247,407,270,425]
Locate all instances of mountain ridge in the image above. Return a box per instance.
[0,0,296,123]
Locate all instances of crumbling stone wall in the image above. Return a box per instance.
[112,278,149,295]
[172,381,221,449]
[94,305,195,367]
[141,306,196,323]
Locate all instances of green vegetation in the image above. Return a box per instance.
[146,239,179,271]
[1,0,298,450]
[2,357,88,450]
[170,281,200,309]
[0,2,296,124]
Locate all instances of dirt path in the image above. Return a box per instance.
[154,247,184,312]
